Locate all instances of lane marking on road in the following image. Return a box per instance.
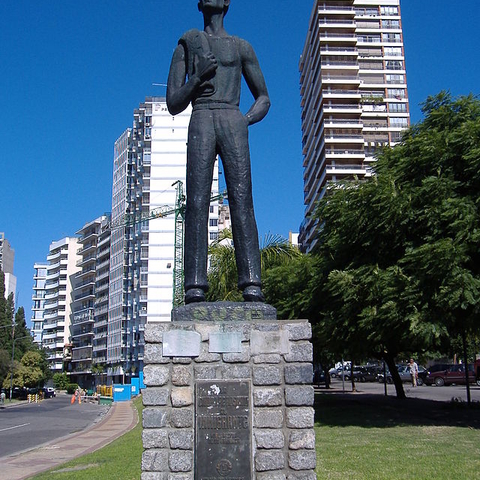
[0,422,31,432]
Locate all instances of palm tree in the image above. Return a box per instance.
[206,229,301,302]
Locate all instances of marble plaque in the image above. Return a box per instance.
[209,332,242,353]
[250,329,290,355]
[162,330,201,357]
[196,381,252,479]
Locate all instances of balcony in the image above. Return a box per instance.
[72,309,94,325]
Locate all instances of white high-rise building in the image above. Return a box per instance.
[108,97,219,383]
[43,238,80,372]
[31,263,47,345]
[299,0,410,251]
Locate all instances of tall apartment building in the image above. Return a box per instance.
[43,238,80,372]
[108,97,219,383]
[31,263,48,345]
[70,215,110,388]
[299,0,410,251]
[0,232,17,300]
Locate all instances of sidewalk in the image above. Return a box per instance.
[1,400,138,480]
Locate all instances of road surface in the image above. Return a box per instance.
[0,394,109,459]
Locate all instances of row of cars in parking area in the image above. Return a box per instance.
[9,387,57,399]
[325,360,480,387]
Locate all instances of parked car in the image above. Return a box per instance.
[313,368,326,386]
[377,365,427,385]
[425,364,476,386]
[352,366,378,382]
[42,387,56,398]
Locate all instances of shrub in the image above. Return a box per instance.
[66,383,78,394]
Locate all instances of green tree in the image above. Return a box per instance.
[206,230,301,302]
[313,92,480,399]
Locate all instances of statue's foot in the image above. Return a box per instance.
[243,285,265,303]
[185,288,206,304]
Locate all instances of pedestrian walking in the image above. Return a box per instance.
[409,358,419,387]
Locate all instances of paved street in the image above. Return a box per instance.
[324,377,480,402]
[0,393,109,459]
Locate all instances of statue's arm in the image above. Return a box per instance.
[240,40,271,125]
[167,44,217,115]
[167,45,200,115]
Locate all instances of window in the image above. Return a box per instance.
[210,232,219,241]
[384,47,402,57]
[387,89,405,99]
[386,74,404,84]
[390,117,408,128]
[209,219,218,227]
[389,103,407,113]
[380,6,398,16]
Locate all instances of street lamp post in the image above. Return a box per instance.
[9,335,34,401]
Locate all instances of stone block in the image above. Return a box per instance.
[284,364,313,385]
[284,322,312,341]
[168,475,194,480]
[253,365,282,386]
[143,388,169,407]
[143,408,169,429]
[171,387,193,407]
[222,365,251,379]
[253,354,281,364]
[193,366,218,379]
[286,408,315,429]
[255,451,285,471]
[144,344,169,364]
[253,408,284,428]
[171,366,192,386]
[144,365,170,386]
[141,473,168,480]
[143,429,169,449]
[288,450,317,471]
[142,449,169,472]
[169,430,194,450]
[287,472,317,480]
[285,386,314,406]
[253,387,283,407]
[171,408,194,428]
[284,342,313,363]
[257,473,286,480]
[254,429,285,449]
[172,357,192,364]
[144,324,167,344]
[289,430,316,450]
[169,451,193,472]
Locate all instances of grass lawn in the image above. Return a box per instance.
[315,393,480,480]
[31,392,480,480]
[32,396,144,480]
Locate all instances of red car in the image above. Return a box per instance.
[425,364,476,386]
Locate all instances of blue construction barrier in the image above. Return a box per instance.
[131,377,140,396]
[113,384,132,402]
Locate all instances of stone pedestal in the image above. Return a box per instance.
[141,303,317,480]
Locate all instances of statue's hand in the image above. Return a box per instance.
[195,53,217,82]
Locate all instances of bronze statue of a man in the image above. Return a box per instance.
[167,0,270,304]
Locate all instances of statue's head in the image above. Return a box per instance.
[198,0,230,16]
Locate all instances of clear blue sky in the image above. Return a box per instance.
[1,1,478,319]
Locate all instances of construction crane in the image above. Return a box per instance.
[111,181,226,307]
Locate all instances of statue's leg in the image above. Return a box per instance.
[184,109,217,303]
[216,109,264,301]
